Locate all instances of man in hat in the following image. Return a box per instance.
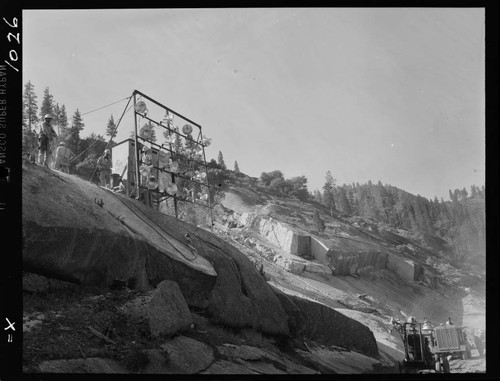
[38,114,58,167]
[54,141,75,173]
[97,149,112,188]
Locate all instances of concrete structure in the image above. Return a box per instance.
[386,254,422,281]
[291,234,311,257]
[238,210,423,281]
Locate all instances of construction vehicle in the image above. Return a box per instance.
[395,320,472,373]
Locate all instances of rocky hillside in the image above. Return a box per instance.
[21,161,486,374]
[218,186,485,330]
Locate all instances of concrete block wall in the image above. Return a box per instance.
[291,235,311,257]
[386,254,417,281]
[310,237,331,265]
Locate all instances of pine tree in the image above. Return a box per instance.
[22,81,39,131]
[470,185,478,198]
[217,151,227,170]
[22,81,39,151]
[337,187,352,215]
[461,187,468,200]
[59,105,70,137]
[52,103,63,136]
[106,114,117,142]
[347,191,357,215]
[323,170,336,217]
[234,161,240,173]
[313,189,323,204]
[40,87,54,119]
[68,109,85,153]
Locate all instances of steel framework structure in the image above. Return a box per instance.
[125,89,214,226]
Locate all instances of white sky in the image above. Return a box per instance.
[22,8,485,200]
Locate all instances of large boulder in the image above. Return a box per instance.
[23,162,289,337]
[272,287,379,357]
[147,280,193,337]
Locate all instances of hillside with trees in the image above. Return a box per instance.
[222,165,485,271]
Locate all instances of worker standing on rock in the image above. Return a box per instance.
[445,317,454,326]
[54,142,75,173]
[38,114,58,167]
[97,149,112,188]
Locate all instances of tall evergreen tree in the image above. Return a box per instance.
[22,81,39,151]
[52,103,62,135]
[337,187,352,215]
[68,109,85,153]
[106,114,117,142]
[234,160,240,173]
[217,151,227,170]
[470,185,478,198]
[40,87,54,119]
[347,190,357,215]
[58,105,70,137]
[22,81,39,131]
[323,170,336,217]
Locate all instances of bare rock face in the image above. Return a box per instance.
[272,287,379,357]
[147,281,193,337]
[22,162,216,293]
[23,162,289,337]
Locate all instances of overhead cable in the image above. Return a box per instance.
[81,96,130,116]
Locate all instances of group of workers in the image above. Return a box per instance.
[34,113,113,188]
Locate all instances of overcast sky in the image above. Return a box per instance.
[22,8,485,200]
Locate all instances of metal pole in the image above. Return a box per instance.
[133,89,202,130]
[200,129,214,230]
[133,92,141,200]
